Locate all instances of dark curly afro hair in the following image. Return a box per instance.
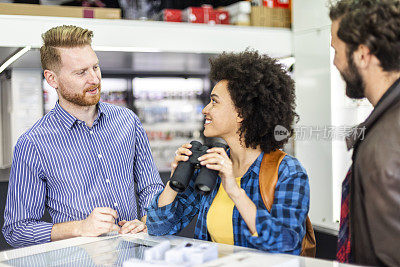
[209,50,297,153]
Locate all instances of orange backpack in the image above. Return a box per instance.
[259,150,316,257]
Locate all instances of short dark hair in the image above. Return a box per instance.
[209,50,297,154]
[328,0,354,21]
[329,0,400,72]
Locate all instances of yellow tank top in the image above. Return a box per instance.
[206,177,242,245]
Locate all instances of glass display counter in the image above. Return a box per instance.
[0,233,353,267]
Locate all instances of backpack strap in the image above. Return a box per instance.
[259,150,316,257]
[259,150,287,212]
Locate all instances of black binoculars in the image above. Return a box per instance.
[169,140,226,195]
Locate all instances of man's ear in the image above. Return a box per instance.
[44,69,58,89]
[353,44,372,69]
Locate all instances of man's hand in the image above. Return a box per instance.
[77,207,119,237]
[118,219,147,234]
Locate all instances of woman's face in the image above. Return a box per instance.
[202,80,241,139]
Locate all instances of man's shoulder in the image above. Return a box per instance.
[100,102,138,120]
[15,112,56,147]
[381,98,400,124]
[363,100,400,147]
[22,111,56,137]
[356,101,400,182]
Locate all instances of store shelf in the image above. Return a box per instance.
[0,15,292,57]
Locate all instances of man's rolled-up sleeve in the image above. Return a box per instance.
[2,135,53,248]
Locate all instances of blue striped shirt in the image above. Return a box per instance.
[2,101,163,248]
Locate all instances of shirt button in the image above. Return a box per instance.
[106,179,110,183]
[114,202,118,207]
[98,154,102,159]
[90,130,94,134]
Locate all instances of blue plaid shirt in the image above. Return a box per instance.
[146,152,310,254]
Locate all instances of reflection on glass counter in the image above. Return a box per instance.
[0,234,351,267]
[3,237,150,267]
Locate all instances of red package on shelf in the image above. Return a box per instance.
[274,0,290,9]
[263,0,291,9]
[209,10,230,25]
[183,5,229,25]
[161,9,182,22]
[263,0,274,8]
[186,7,205,23]
[183,6,208,23]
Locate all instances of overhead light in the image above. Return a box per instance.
[93,46,161,53]
[0,46,31,74]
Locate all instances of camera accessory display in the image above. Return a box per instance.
[144,241,171,262]
[164,241,218,265]
[125,240,218,267]
[169,140,226,195]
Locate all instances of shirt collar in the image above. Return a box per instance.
[250,152,264,176]
[375,77,400,108]
[53,101,109,130]
[97,101,110,118]
[226,149,264,177]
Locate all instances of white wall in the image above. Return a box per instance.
[293,0,372,231]
[0,68,43,169]
[0,74,12,169]
[9,69,43,154]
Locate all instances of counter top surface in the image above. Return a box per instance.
[0,232,356,267]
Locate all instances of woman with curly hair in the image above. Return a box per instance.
[146,50,310,255]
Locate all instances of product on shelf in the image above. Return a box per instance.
[250,5,291,28]
[209,9,229,25]
[182,5,229,25]
[0,3,121,19]
[119,0,152,19]
[225,1,251,26]
[101,91,128,107]
[125,240,218,266]
[133,77,205,173]
[263,0,291,9]
[146,130,197,141]
[154,9,182,22]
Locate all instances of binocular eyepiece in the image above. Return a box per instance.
[169,141,226,195]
